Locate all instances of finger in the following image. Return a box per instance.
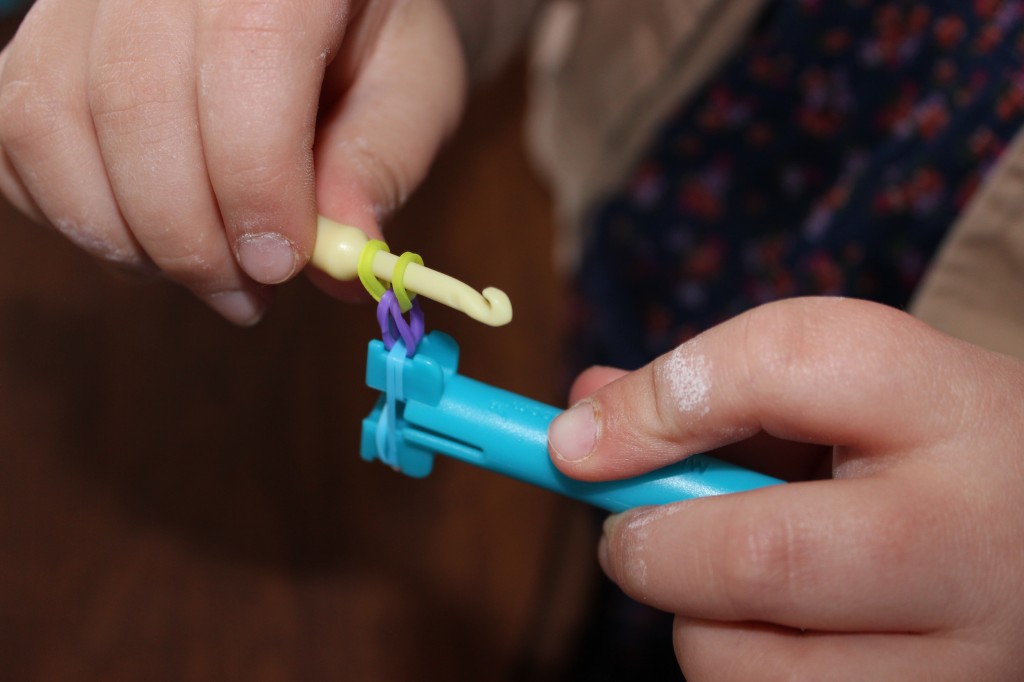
[89,0,265,323]
[313,0,466,237]
[0,43,43,219]
[599,475,973,633]
[568,366,628,404]
[565,365,829,481]
[0,0,146,263]
[195,0,345,285]
[0,137,44,221]
[0,17,43,220]
[674,619,989,682]
[549,297,990,480]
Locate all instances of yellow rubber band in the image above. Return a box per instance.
[358,239,390,301]
[392,251,423,312]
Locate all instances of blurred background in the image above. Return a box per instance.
[0,14,601,680]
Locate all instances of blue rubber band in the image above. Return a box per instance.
[375,340,407,469]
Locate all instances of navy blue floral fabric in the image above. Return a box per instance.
[574,0,1024,372]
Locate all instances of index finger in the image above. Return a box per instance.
[195,0,345,284]
[549,297,983,482]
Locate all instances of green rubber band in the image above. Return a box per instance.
[392,251,423,312]
[358,239,390,301]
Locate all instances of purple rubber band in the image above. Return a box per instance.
[376,290,425,356]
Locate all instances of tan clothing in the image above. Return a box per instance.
[910,130,1024,359]
[523,0,1024,360]
[526,0,769,268]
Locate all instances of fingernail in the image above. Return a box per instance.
[236,233,297,284]
[549,400,598,462]
[207,290,264,326]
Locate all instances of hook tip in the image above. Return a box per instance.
[481,287,513,326]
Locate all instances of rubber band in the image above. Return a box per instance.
[376,290,425,357]
[358,239,390,301]
[392,251,423,312]
[375,340,406,469]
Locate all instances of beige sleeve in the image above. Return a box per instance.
[444,0,547,83]
[524,0,769,269]
[909,128,1024,361]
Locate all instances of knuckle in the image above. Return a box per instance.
[216,157,311,226]
[651,338,713,422]
[90,59,177,126]
[742,302,812,377]
[739,300,820,402]
[648,356,673,422]
[718,508,805,615]
[367,155,413,217]
[340,138,413,218]
[89,67,197,160]
[0,77,76,149]
[224,156,293,194]
[201,0,307,53]
[89,20,191,129]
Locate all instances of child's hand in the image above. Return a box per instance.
[0,0,466,323]
[549,297,1024,680]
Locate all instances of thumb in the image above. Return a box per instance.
[313,0,465,243]
[548,297,976,482]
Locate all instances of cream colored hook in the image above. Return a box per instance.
[310,216,513,327]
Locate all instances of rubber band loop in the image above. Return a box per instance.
[376,292,396,345]
[392,251,423,312]
[358,239,391,301]
[375,340,406,469]
[377,290,425,357]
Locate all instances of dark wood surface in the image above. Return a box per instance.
[0,25,600,680]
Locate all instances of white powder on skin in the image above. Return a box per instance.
[54,217,137,265]
[619,501,692,589]
[659,340,712,416]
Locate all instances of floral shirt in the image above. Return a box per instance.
[573,0,1024,372]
